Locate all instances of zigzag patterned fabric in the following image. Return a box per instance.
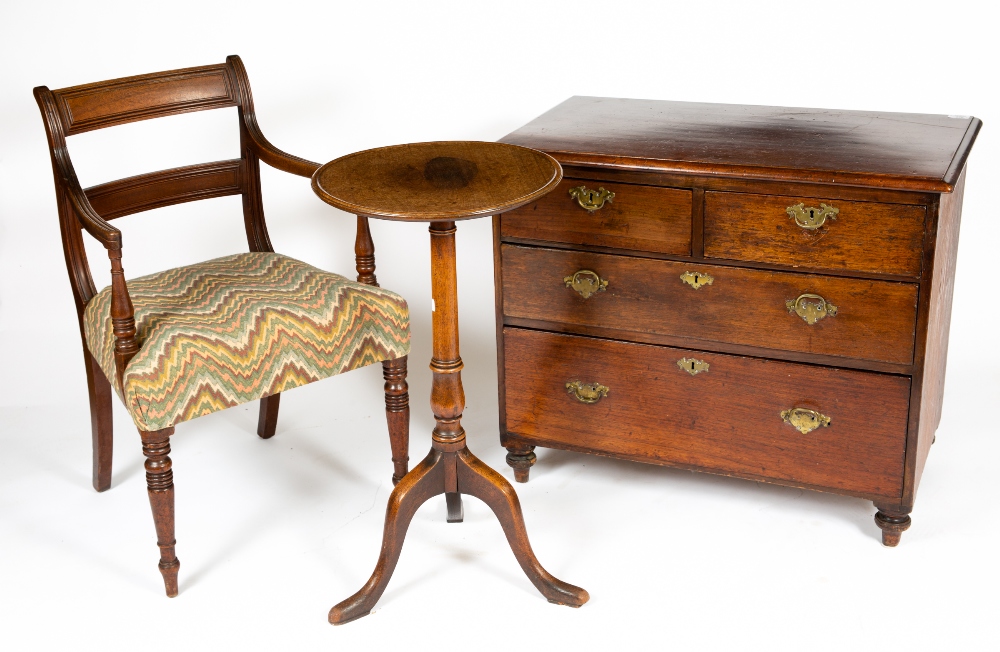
[84,252,410,431]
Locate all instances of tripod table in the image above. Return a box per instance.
[312,141,589,624]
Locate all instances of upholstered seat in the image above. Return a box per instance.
[83,252,410,431]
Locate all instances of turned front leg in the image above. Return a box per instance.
[141,427,180,596]
[382,356,410,484]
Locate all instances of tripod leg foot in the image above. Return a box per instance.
[456,448,588,608]
[329,449,445,625]
[445,492,464,523]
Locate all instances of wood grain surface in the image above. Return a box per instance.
[312,141,562,221]
[500,96,982,192]
[704,192,926,277]
[54,64,238,135]
[502,244,919,365]
[504,328,909,500]
[501,178,691,254]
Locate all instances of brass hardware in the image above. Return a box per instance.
[680,271,714,290]
[564,269,608,299]
[569,185,615,212]
[677,358,709,376]
[786,202,839,230]
[780,407,831,434]
[565,381,609,404]
[786,293,838,325]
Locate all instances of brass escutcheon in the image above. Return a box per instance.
[569,185,615,212]
[780,407,831,434]
[786,293,837,325]
[680,271,714,290]
[566,381,609,404]
[677,358,709,376]
[564,269,608,299]
[786,202,839,230]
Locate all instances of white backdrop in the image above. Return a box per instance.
[1,1,997,650]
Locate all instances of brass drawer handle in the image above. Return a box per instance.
[564,269,608,299]
[680,271,714,289]
[786,202,839,230]
[677,358,709,375]
[569,185,615,212]
[566,381,609,404]
[781,407,831,434]
[786,293,837,325]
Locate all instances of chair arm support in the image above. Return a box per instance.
[226,55,320,179]
[108,248,139,388]
[53,142,139,382]
[62,161,123,248]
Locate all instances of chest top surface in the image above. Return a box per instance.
[312,141,562,221]
[500,97,981,192]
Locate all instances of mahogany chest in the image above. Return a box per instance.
[494,97,981,545]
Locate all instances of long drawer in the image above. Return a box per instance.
[503,328,909,500]
[704,191,926,277]
[501,244,919,365]
[500,178,692,255]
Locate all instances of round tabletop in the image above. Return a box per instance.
[311,141,562,221]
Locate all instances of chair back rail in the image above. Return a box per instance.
[85,160,243,220]
[54,64,238,136]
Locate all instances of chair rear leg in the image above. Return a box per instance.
[257,393,280,439]
[382,356,409,484]
[140,427,180,597]
[84,349,114,492]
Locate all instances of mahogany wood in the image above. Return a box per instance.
[352,220,411,483]
[381,357,410,485]
[496,98,981,545]
[314,143,587,623]
[502,244,919,365]
[505,329,909,500]
[35,56,408,596]
[140,427,179,597]
[704,192,926,277]
[257,394,280,440]
[54,64,238,136]
[559,164,937,206]
[501,178,692,254]
[914,170,965,490]
[84,349,113,492]
[500,96,982,192]
[312,142,562,221]
[85,160,243,220]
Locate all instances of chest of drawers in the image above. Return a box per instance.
[494,97,981,546]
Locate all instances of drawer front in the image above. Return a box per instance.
[502,245,919,365]
[704,192,925,277]
[504,328,908,500]
[501,178,692,255]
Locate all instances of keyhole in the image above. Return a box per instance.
[690,362,696,370]
[809,209,815,219]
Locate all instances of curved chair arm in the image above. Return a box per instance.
[60,155,139,386]
[226,55,321,179]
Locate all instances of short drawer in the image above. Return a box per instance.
[501,245,919,365]
[501,178,692,255]
[704,192,925,277]
[503,328,908,500]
